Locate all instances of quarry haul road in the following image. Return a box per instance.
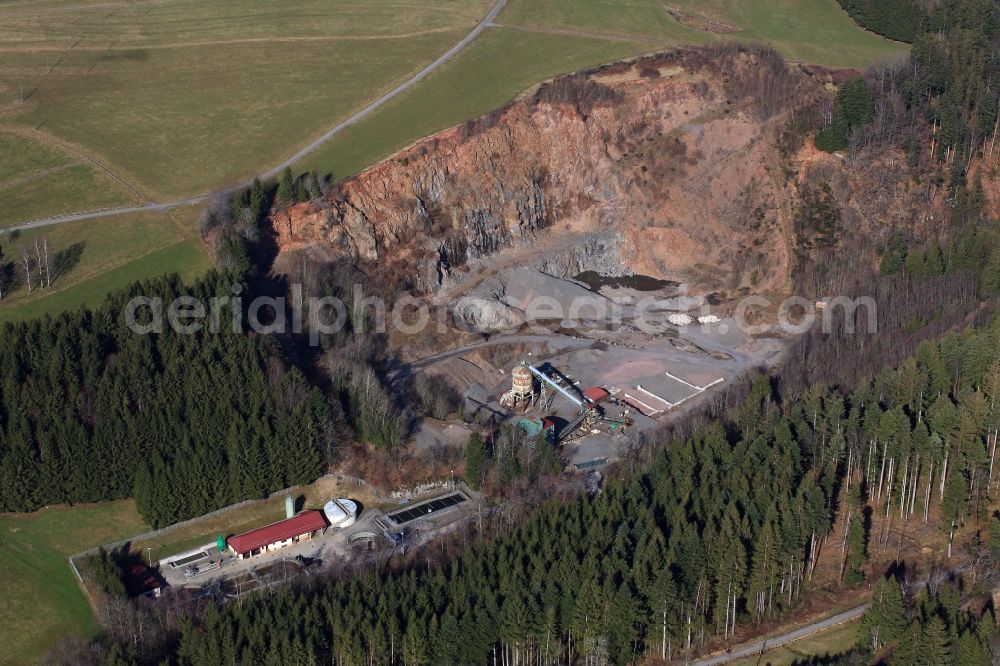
[389,334,595,382]
[8,0,508,232]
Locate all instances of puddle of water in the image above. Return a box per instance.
[574,271,677,292]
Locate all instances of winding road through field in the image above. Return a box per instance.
[8,0,508,232]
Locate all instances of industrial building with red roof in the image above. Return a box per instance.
[582,386,610,403]
[227,510,327,559]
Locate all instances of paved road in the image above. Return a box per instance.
[691,564,972,665]
[9,0,507,233]
[691,604,869,666]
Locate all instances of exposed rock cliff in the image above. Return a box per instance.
[268,46,924,302]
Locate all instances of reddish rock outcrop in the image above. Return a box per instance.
[268,47,926,299]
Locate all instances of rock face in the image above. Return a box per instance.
[269,47,887,298]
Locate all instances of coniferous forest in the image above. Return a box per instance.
[855,575,998,663]
[99,316,996,666]
[5,1,1000,664]
[0,271,336,527]
[835,0,924,42]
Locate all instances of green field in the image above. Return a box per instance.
[0,162,134,226]
[0,132,72,183]
[498,0,907,68]
[297,28,655,180]
[0,0,903,226]
[0,501,149,664]
[0,0,492,208]
[0,132,134,225]
[0,208,211,323]
[0,236,211,323]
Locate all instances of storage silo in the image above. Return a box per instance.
[511,362,533,397]
[500,361,535,408]
[324,498,358,528]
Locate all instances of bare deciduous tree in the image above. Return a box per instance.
[34,237,52,288]
[19,248,33,294]
[199,189,234,237]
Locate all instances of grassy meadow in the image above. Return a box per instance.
[0,162,134,227]
[297,27,654,180]
[0,131,72,182]
[0,207,211,323]
[0,501,149,664]
[730,618,861,665]
[497,0,908,68]
[0,0,493,207]
[0,0,904,225]
[0,131,135,226]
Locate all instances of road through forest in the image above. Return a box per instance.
[690,604,869,666]
[691,564,972,665]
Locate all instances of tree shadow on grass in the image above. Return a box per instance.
[53,241,85,283]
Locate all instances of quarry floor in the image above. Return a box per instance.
[408,268,785,466]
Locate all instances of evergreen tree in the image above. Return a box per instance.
[278,167,295,204]
[881,233,908,275]
[843,511,867,585]
[815,77,874,152]
[402,615,429,666]
[916,615,953,666]
[836,0,924,41]
[859,577,907,650]
[464,432,487,490]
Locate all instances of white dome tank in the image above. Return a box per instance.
[324,498,358,528]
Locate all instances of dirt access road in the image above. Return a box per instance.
[388,333,595,383]
[10,0,508,232]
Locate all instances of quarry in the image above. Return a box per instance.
[7,0,1000,660]
[263,47,850,472]
[261,45,1000,484]
[403,266,780,468]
